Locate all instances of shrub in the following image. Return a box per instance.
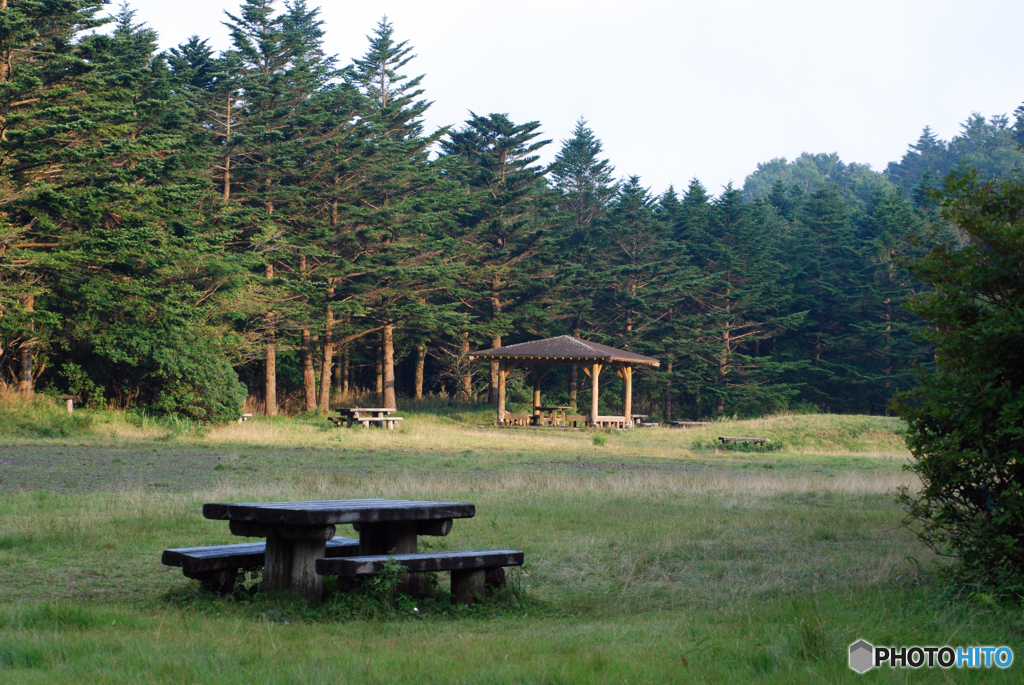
[895,172,1024,592]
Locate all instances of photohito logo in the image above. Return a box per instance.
[849,640,1013,672]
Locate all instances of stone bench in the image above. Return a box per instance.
[315,549,524,604]
[162,535,360,595]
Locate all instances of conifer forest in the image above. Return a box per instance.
[4,0,1024,423]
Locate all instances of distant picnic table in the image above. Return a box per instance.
[329,407,404,430]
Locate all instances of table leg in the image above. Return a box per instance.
[358,521,420,595]
[260,525,335,602]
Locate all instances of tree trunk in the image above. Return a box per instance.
[375,335,383,403]
[663,360,673,422]
[415,345,425,399]
[383,324,397,410]
[318,286,336,412]
[488,279,502,405]
[18,295,33,396]
[302,327,316,412]
[264,264,277,416]
[717,328,729,413]
[342,353,350,398]
[488,336,500,405]
[460,331,472,399]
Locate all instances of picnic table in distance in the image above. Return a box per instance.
[328,407,404,430]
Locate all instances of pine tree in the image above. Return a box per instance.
[441,112,557,401]
[673,185,802,416]
[780,184,860,409]
[549,118,617,404]
[331,16,467,410]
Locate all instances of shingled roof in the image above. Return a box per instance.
[469,335,659,366]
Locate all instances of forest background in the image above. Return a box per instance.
[3,0,1024,423]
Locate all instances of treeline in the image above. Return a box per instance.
[1,1,1020,422]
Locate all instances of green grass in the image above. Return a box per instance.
[0,400,1020,683]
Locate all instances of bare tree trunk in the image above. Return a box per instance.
[488,335,501,405]
[342,353,350,398]
[460,331,472,399]
[717,328,729,413]
[383,324,396,410]
[663,360,673,422]
[375,335,383,403]
[333,351,343,394]
[301,328,316,412]
[415,345,425,399]
[18,295,33,396]
[317,285,336,412]
[264,264,277,416]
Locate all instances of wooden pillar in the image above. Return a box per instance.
[532,368,541,414]
[590,363,602,425]
[497,359,507,424]
[623,365,633,427]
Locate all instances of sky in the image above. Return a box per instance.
[115,0,1024,196]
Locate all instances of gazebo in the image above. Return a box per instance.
[469,335,659,428]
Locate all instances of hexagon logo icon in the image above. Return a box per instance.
[849,639,874,673]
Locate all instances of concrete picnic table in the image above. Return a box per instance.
[202,498,475,601]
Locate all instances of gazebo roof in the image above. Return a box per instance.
[469,335,659,366]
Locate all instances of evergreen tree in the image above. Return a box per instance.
[441,112,557,401]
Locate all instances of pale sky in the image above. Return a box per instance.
[116,0,1024,196]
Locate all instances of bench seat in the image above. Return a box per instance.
[718,436,770,443]
[163,535,360,594]
[315,549,524,604]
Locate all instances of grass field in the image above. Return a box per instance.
[1,398,1021,683]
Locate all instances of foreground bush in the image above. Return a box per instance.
[896,172,1024,592]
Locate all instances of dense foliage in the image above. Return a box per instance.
[896,173,1024,591]
[1,1,1020,421]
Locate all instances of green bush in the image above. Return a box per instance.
[895,172,1024,593]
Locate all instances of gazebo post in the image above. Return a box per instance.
[497,359,507,424]
[623,365,633,427]
[532,367,542,416]
[590,363,602,426]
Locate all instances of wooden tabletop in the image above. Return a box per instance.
[535,406,571,411]
[202,498,475,526]
[347,407,396,413]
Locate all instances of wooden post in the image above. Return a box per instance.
[497,359,507,424]
[532,366,541,415]
[66,398,74,413]
[623,365,633,427]
[590,363,602,426]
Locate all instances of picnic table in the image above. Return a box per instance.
[202,498,475,601]
[331,407,404,429]
[534,405,572,426]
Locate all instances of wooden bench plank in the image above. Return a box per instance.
[718,436,770,443]
[163,535,360,575]
[315,549,524,577]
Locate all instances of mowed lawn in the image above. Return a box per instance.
[0,404,1021,683]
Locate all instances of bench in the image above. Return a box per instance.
[501,413,531,427]
[237,413,253,424]
[669,421,710,429]
[718,436,770,444]
[315,549,524,604]
[162,535,360,595]
[594,415,627,428]
[564,415,587,428]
